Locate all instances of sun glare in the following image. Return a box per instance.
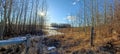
[38,11,46,17]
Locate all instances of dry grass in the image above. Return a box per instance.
[47,25,120,54]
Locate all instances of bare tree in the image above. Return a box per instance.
[90,0,95,46]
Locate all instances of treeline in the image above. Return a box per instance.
[51,23,71,28]
[0,0,47,39]
[69,0,119,27]
[68,0,120,46]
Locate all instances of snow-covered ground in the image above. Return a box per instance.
[0,37,26,46]
[44,29,64,36]
[47,46,56,51]
[46,26,58,30]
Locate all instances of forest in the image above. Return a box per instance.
[0,0,120,54]
[0,0,47,39]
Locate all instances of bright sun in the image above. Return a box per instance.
[38,11,46,17]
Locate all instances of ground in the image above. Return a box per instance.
[46,27,120,54]
[0,26,120,54]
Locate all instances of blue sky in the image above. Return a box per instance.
[47,0,81,24]
[0,0,114,25]
[47,0,114,25]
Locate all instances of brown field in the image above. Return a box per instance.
[46,25,120,54]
